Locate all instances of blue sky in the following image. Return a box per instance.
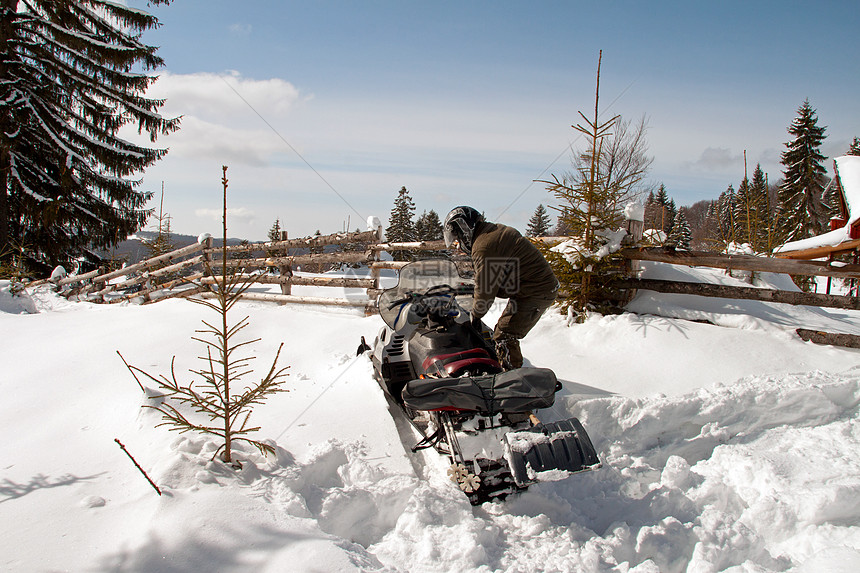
[127,1,860,240]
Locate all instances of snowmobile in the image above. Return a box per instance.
[360,259,600,504]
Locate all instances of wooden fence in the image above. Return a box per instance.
[22,225,860,320]
[24,228,468,312]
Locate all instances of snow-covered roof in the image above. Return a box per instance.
[774,225,851,254]
[836,155,860,226]
[775,155,860,256]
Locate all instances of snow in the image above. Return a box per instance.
[50,265,67,281]
[551,228,628,267]
[2,260,860,572]
[368,216,383,233]
[776,156,860,254]
[625,202,645,223]
[837,155,860,227]
[775,226,851,254]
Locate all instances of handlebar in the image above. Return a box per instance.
[386,284,474,310]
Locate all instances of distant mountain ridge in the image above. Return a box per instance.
[103,231,247,266]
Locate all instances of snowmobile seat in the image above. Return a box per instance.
[401,367,558,414]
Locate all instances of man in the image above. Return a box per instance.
[443,206,558,370]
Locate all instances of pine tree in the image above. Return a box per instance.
[654,185,669,228]
[526,204,552,237]
[415,209,443,241]
[267,219,283,242]
[386,186,416,260]
[666,209,692,249]
[120,167,289,467]
[538,52,649,318]
[847,137,860,156]
[553,209,574,236]
[142,185,173,259]
[643,190,658,231]
[648,184,676,233]
[748,164,774,252]
[666,199,677,235]
[0,0,179,273]
[713,184,737,247]
[776,99,828,243]
[734,175,754,245]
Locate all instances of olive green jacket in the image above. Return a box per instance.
[470,221,557,318]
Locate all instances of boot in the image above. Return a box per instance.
[495,335,523,370]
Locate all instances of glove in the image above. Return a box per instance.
[470,312,482,330]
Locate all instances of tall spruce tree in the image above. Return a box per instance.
[526,204,552,237]
[776,100,828,243]
[0,0,178,272]
[386,186,416,261]
[847,137,860,156]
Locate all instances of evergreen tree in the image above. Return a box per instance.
[386,186,416,260]
[415,209,443,241]
[667,209,692,249]
[142,186,173,260]
[748,164,774,251]
[0,0,179,273]
[643,189,659,232]
[713,184,737,247]
[776,99,828,243]
[267,219,283,242]
[847,137,860,156]
[526,204,552,237]
[666,198,677,234]
[553,209,574,236]
[733,175,754,245]
[143,211,174,259]
[647,184,676,233]
[538,52,650,318]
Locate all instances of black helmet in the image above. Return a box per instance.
[443,206,484,254]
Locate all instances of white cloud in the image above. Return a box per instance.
[165,116,287,166]
[195,207,256,226]
[684,147,745,171]
[229,23,252,36]
[147,71,306,121]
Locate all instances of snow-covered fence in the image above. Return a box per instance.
[24,228,468,312]
[617,246,860,311]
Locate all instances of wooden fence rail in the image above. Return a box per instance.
[22,224,860,316]
[22,228,464,311]
[621,247,860,279]
[618,278,860,311]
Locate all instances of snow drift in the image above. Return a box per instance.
[1,261,859,572]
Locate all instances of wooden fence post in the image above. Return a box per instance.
[202,236,214,296]
[625,203,645,276]
[370,224,384,290]
[92,266,106,302]
[278,231,292,296]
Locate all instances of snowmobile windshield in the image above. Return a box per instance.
[378,259,474,328]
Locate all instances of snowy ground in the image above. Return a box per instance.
[1,262,859,572]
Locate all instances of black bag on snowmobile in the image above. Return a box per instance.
[401,367,558,414]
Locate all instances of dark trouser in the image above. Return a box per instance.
[493,294,556,369]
